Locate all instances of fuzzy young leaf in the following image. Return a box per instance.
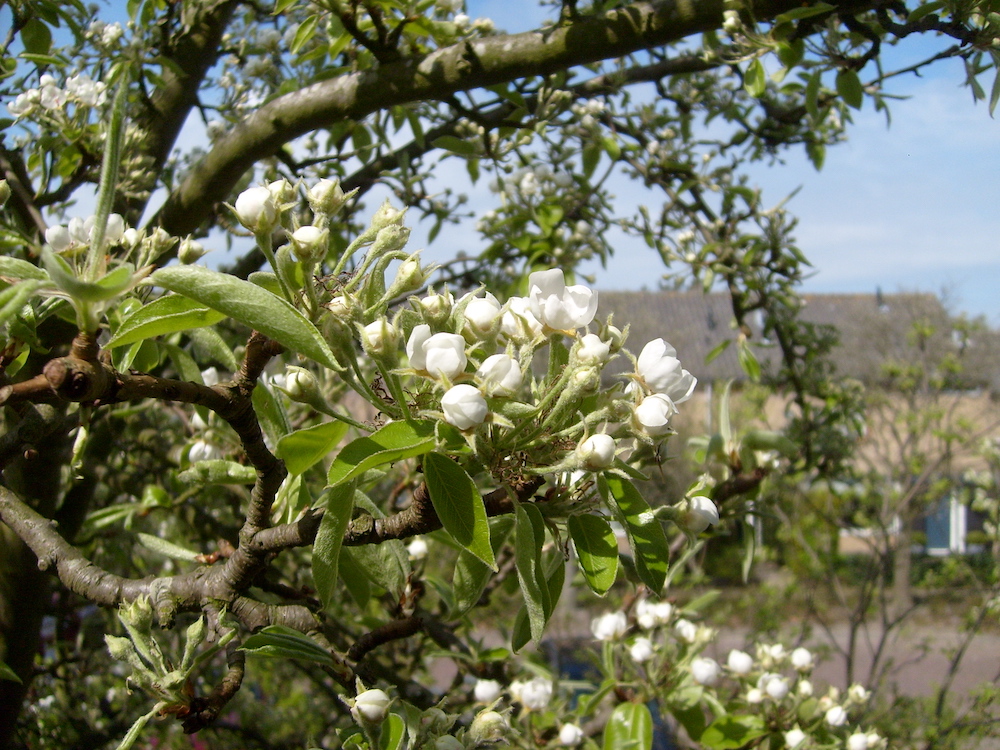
[699,715,767,750]
[135,533,201,562]
[569,514,619,596]
[423,452,494,569]
[107,294,226,348]
[178,460,257,485]
[240,625,334,666]
[276,420,349,476]
[150,265,341,370]
[598,474,669,592]
[603,702,653,750]
[313,482,356,610]
[327,420,436,486]
[0,258,49,281]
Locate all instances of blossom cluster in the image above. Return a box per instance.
[589,597,884,749]
[7,74,108,119]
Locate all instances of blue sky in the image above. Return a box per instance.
[458,1,1000,323]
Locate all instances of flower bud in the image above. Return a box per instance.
[674,618,698,643]
[762,673,789,700]
[798,679,814,698]
[290,225,328,263]
[45,225,73,253]
[746,688,764,704]
[420,290,454,323]
[372,225,410,256]
[847,684,870,704]
[574,333,610,365]
[469,710,511,746]
[441,384,488,430]
[476,354,522,396]
[307,178,351,216]
[462,292,503,338]
[178,238,207,264]
[407,537,429,561]
[678,495,719,534]
[847,733,870,750]
[500,296,543,342]
[283,366,323,405]
[633,393,677,438]
[234,186,278,234]
[388,255,425,297]
[370,200,406,233]
[407,326,467,380]
[351,688,391,726]
[267,178,296,204]
[361,319,399,358]
[576,433,616,470]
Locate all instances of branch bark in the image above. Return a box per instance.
[154,0,874,236]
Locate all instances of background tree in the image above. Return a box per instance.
[1,0,999,747]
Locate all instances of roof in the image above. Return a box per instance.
[597,290,1000,390]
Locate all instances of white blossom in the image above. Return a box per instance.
[189,440,221,463]
[518,677,552,711]
[500,297,544,342]
[591,611,627,641]
[528,268,598,331]
[762,673,789,700]
[825,705,848,727]
[633,393,677,437]
[473,679,502,703]
[575,333,610,365]
[234,186,277,233]
[576,433,616,470]
[361,319,398,357]
[784,728,807,748]
[746,688,764,704]
[636,599,673,629]
[847,684,870,704]
[679,495,720,534]
[791,647,814,672]
[476,354,522,396]
[674,618,698,643]
[727,649,754,675]
[558,723,585,746]
[407,326,467,380]
[407,537,428,561]
[441,385,487,430]
[847,733,870,750]
[463,292,502,335]
[691,657,721,686]
[634,338,697,403]
[630,637,655,663]
[352,688,390,725]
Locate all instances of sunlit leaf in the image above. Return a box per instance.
[423,452,494,569]
[327,420,436,486]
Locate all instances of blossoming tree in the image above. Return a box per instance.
[0,0,998,747]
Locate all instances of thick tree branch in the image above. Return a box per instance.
[154,0,877,236]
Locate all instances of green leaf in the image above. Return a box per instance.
[0,257,49,281]
[423,452,494,569]
[0,280,43,330]
[835,69,864,109]
[704,338,731,363]
[107,294,226,348]
[327,420,436,486]
[43,251,143,302]
[291,13,318,54]
[135,533,201,562]
[514,503,549,644]
[276,420,349,475]
[569,514,619,596]
[240,625,334,666]
[804,71,821,120]
[670,704,707,743]
[744,58,766,98]
[0,659,22,683]
[773,2,834,22]
[598,474,669,592]
[737,338,761,381]
[178,460,257,485]
[313,482,356,609]
[603,703,653,750]
[700,715,767,750]
[20,18,53,55]
[452,517,514,615]
[582,143,601,178]
[432,135,478,156]
[150,265,341,370]
[338,547,372,606]
[380,714,406,750]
